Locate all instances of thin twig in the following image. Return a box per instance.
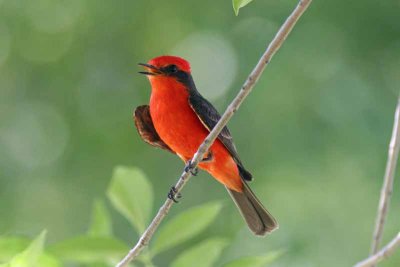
[116,1,312,266]
[355,98,400,267]
[355,232,400,267]
[370,97,400,264]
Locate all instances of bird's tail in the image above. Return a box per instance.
[226,182,278,236]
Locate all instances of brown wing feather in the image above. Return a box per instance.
[133,105,174,153]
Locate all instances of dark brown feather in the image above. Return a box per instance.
[227,182,278,236]
[133,105,174,153]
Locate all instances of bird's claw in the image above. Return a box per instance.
[168,186,182,203]
[185,160,198,176]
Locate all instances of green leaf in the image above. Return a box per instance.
[88,263,111,267]
[107,166,153,233]
[171,238,228,267]
[5,231,47,267]
[48,236,128,264]
[0,237,30,261]
[152,201,223,255]
[88,200,112,237]
[37,254,63,267]
[232,0,254,15]
[221,251,283,267]
[0,233,62,267]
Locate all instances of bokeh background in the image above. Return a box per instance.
[0,0,399,266]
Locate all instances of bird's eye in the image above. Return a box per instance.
[165,64,178,73]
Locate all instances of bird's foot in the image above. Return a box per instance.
[167,186,182,203]
[185,160,198,176]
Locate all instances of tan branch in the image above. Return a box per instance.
[369,97,400,264]
[116,1,313,266]
[355,232,400,267]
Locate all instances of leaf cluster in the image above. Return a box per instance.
[0,166,280,267]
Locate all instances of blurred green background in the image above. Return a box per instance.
[0,0,399,266]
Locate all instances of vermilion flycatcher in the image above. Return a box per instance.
[134,55,278,236]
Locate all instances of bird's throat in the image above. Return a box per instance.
[149,77,207,160]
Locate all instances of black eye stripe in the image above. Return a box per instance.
[163,64,178,74]
[161,65,192,87]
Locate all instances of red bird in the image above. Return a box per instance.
[134,55,277,236]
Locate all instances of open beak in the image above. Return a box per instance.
[138,63,161,76]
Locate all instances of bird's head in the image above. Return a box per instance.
[139,56,193,87]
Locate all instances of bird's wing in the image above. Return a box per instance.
[133,105,175,153]
[188,91,252,181]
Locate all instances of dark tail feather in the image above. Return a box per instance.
[226,182,278,236]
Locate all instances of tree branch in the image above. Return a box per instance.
[369,97,400,265]
[355,232,400,267]
[116,1,313,266]
[354,98,400,267]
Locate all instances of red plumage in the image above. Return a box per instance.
[147,59,243,191]
[135,55,278,236]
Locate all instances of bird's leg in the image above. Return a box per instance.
[167,186,182,203]
[184,160,198,176]
[184,152,213,176]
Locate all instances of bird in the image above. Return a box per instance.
[134,55,278,236]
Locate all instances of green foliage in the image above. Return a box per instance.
[232,0,254,15]
[88,263,110,267]
[0,166,282,266]
[1,231,46,267]
[107,166,153,233]
[0,237,30,262]
[88,200,112,237]
[222,251,283,267]
[152,202,223,255]
[48,236,128,264]
[171,238,228,267]
[36,255,62,267]
[0,231,61,267]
